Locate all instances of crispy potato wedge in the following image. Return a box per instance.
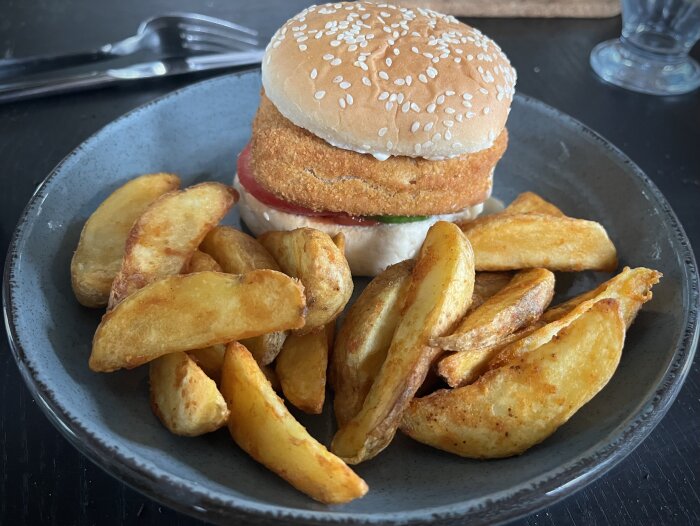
[260,228,353,334]
[188,344,226,384]
[276,324,334,414]
[332,232,346,254]
[108,182,238,308]
[331,260,414,427]
[401,299,625,458]
[149,352,228,436]
[90,270,306,372]
[331,222,474,464]
[488,267,660,371]
[221,342,368,504]
[504,192,565,216]
[471,272,513,310]
[200,226,285,365]
[200,226,280,273]
[460,213,618,272]
[434,269,555,387]
[184,250,222,273]
[540,266,662,327]
[71,173,180,307]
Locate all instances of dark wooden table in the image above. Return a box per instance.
[1,1,698,525]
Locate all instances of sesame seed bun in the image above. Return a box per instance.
[262,1,516,160]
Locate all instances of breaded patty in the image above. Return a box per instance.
[250,94,507,216]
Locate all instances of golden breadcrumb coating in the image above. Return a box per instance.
[250,94,507,216]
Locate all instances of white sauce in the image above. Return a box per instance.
[233,175,485,276]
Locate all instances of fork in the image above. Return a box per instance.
[0,12,259,77]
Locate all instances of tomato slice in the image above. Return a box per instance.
[237,143,379,226]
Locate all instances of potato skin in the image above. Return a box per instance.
[71,173,180,307]
[401,299,625,458]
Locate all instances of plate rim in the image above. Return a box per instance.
[3,70,698,526]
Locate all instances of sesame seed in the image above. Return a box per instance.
[466,112,475,119]
[386,57,393,67]
[445,107,456,114]
[462,93,473,100]
[418,74,428,83]
[393,48,400,55]
[446,90,455,96]
[330,40,341,47]
[379,91,389,100]
[444,120,454,127]
[299,44,307,51]
[427,67,438,78]
[323,54,334,61]
[330,58,342,66]
[362,77,372,86]
[394,79,405,86]
[379,71,389,80]
[314,90,326,100]
[427,103,436,113]
[387,141,394,149]
[406,76,413,86]
[456,114,463,122]
[411,121,420,133]
[340,81,351,89]
[339,98,346,108]
[378,127,388,137]
[467,54,474,61]
[454,57,461,63]
[333,76,343,83]
[432,133,441,141]
[402,102,410,113]
[414,143,422,154]
[389,93,397,101]
[349,44,358,51]
[397,93,405,103]
[385,101,394,111]
[483,107,490,115]
[411,102,420,112]
[346,94,353,105]
[310,68,318,80]
[412,46,419,53]
[424,122,434,131]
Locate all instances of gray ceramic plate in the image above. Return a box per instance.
[4,70,699,525]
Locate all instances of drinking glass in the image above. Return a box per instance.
[590,0,700,95]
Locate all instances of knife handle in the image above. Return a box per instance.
[0,71,117,104]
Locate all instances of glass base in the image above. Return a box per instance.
[590,39,700,96]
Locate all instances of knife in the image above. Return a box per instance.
[0,50,264,104]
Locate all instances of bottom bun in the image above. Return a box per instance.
[234,175,485,276]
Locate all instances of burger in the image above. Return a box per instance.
[235,1,516,275]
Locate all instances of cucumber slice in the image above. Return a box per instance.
[370,214,430,224]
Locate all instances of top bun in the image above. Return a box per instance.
[262,1,516,160]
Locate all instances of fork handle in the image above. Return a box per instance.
[0,48,114,78]
[0,71,118,103]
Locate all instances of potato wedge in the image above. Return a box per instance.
[71,173,180,307]
[276,324,334,414]
[183,250,222,273]
[331,222,474,464]
[433,269,555,387]
[488,266,661,371]
[504,192,565,216]
[90,270,306,372]
[331,260,414,427]
[149,352,228,436]
[221,342,368,504]
[540,266,662,327]
[332,232,346,254]
[200,226,285,365]
[460,213,617,272]
[260,228,353,334]
[200,226,280,273]
[108,182,238,308]
[471,272,513,310]
[401,299,625,458]
[188,345,226,384]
